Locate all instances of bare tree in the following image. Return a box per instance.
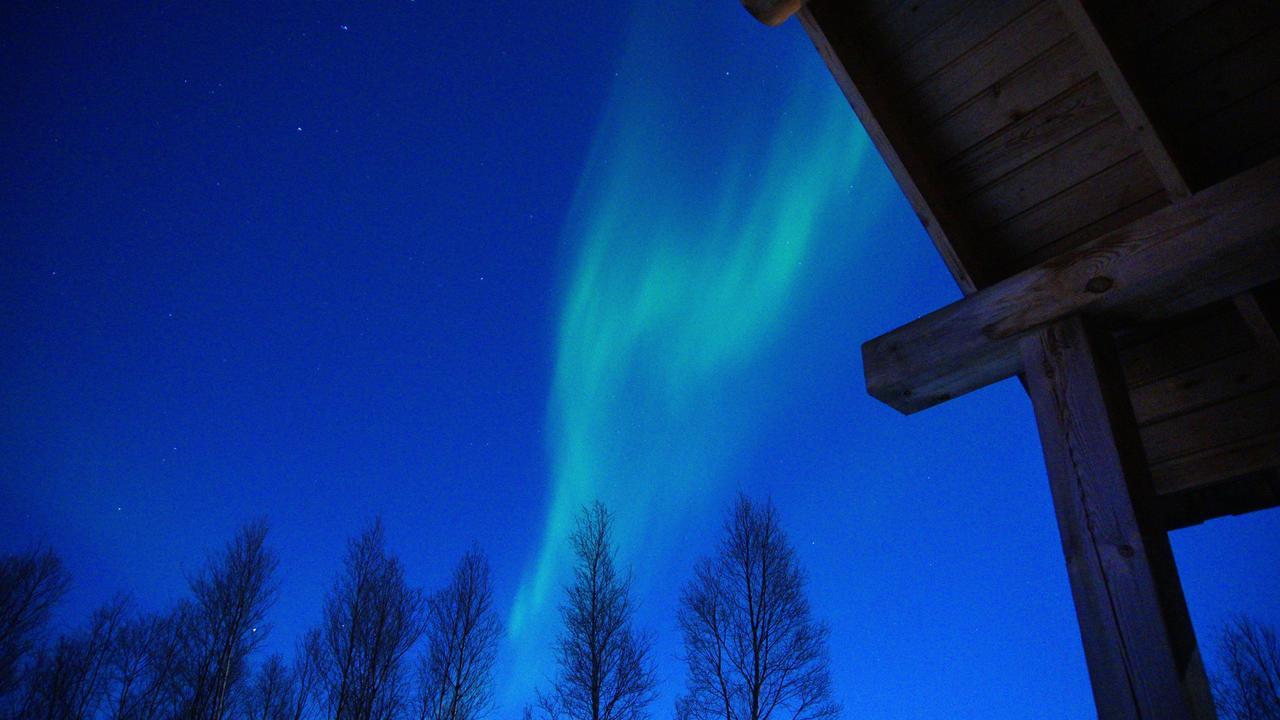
[240,630,324,720]
[104,609,186,720]
[242,654,297,720]
[316,519,426,720]
[180,518,280,720]
[676,496,838,720]
[15,595,129,720]
[541,502,655,720]
[0,547,72,697]
[417,548,500,720]
[1213,616,1280,720]
[289,629,324,720]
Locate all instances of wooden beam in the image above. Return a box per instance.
[863,156,1280,414]
[1056,0,1192,198]
[1021,315,1214,720]
[740,0,806,26]
[798,2,990,293]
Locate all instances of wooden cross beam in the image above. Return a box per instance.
[863,156,1280,415]
[1056,0,1192,199]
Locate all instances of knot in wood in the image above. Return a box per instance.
[1117,544,1135,558]
[1085,276,1114,294]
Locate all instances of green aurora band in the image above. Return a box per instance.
[504,4,880,700]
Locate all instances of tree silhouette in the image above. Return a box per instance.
[180,519,280,720]
[541,502,655,720]
[0,547,71,698]
[417,548,500,720]
[676,496,838,720]
[316,519,426,720]
[1213,616,1280,720]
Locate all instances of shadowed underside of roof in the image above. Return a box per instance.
[753,0,1280,530]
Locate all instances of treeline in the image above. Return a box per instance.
[0,518,498,720]
[7,497,1277,720]
[0,496,839,720]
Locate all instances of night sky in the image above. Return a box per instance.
[2,2,1278,718]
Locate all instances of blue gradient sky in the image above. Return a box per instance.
[3,2,1277,718]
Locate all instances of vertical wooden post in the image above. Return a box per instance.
[1020,315,1216,720]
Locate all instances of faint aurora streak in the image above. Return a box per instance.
[503,3,875,700]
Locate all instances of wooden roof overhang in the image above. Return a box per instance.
[740,1,1279,718]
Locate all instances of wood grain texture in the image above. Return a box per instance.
[1116,301,1254,387]
[1012,189,1168,272]
[907,0,1071,127]
[1150,431,1280,496]
[919,36,1094,161]
[1139,384,1280,464]
[862,156,1280,414]
[887,0,1041,89]
[966,113,1137,227]
[1021,315,1205,720]
[939,76,1114,194]
[1128,349,1278,426]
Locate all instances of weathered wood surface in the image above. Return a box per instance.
[919,37,1094,164]
[800,1,989,292]
[906,1,1071,129]
[1010,179,1167,272]
[1057,0,1192,198]
[886,0,1041,91]
[1116,302,1253,388]
[1021,315,1211,720]
[1151,431,1280,497]
[939,76,1114,194]
[966,113,1138,227]
[863,156,1280,414]
[1129,349,1277,426]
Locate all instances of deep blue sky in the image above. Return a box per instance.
[2,2,1277,718]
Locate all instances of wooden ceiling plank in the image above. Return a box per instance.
[862,156,1280,414]
[1056,0,1193,199]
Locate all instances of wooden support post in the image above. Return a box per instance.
[1020,315,1216,720]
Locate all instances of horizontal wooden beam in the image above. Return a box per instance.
[741,0,806,26]
[863,156,1280,414]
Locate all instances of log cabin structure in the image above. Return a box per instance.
[739,0,1280,717]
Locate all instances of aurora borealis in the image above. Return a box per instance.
[505,4,874,685]
[4,1,1279,718]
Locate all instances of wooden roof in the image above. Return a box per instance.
[750,0,1280,530]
